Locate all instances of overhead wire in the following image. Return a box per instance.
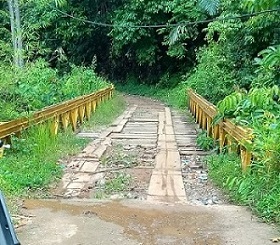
[52,7,280,29]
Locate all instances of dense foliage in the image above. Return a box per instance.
[0,0,279,89]
[0,60,108,120]
[206,153,280,223]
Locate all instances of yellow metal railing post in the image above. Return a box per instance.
[70,108,79,131]
[78,105,86,123]
[187,89,253,170]
[85,102,92,120]
[51,116,59,136]
[0,140,3,158]
[241,147,252,171]
[61,112,70,130]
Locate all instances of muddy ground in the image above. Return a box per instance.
[18,199,279,245]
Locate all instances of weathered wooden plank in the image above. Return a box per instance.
[110,133,157,139]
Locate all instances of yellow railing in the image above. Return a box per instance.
[188,89,253,170]
[0,85,114,153]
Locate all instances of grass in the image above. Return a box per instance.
[0,93,127,198]
[93,172,131,199]
[83,93,127,130]
[206,153,280,224]
[105,172,131,194]
[0,124,89,197]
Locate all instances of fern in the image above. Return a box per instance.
[169,25,187,45]
[217,91,244,114]
[198,0,220,16]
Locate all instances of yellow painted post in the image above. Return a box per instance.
[219,125,226,152]
[240,147,252,171]
[92,100,97,112]
[196,106,200,123]
[213,124,219,140]
[227,135,233,153]
[227,135,237,153]
[192,101,195,115]
[70,108,79,131]
[109,88,114,98]
[78,105,85,122]
[0,140,4,158]
[190,99,194,114]
[206,116,212,136]
[51,116,59,136]
[202,112,207,130]
[61,112,70,130]
[194,105,197,120]
[85,102,92,120]
[195,103,199,122]
[199,107,203,128]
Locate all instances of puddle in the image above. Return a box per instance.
[23,199,222,245]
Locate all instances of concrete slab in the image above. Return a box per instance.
[72,173,92,183]
[80,161,100,173]
[66,182,85,189]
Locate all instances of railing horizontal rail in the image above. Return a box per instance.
[188,89,253,170]
[0,85,114,142]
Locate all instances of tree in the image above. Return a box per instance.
[7,0,24,67]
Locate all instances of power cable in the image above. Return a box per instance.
[52,7,280,29]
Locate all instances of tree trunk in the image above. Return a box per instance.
[7,0,24,68]
[14,0,24,67]
[7,0,17,66]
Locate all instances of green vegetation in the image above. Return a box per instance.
[83,94,126,130]
[0,60,108,120]
[0,93,127,197]
[94,172,131,199]
[196,130,217,151]
[117,80,188,108]
[206,153,280,223]
[0,124,89,196]
[105,172,131,194]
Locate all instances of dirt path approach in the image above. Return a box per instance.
[17,95,279,245]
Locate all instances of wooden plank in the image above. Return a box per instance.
[179,150,209,156]
[158,112,165,135]
[129,118,158,122]
[166,173,186,200]
[166,150,181,170]
[147,170,186,201]
[147,171,167,197]
[154,151,167,169]
[110,133,157,139]
[165,107,173,126]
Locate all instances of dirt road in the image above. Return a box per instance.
[17,95,279,245]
